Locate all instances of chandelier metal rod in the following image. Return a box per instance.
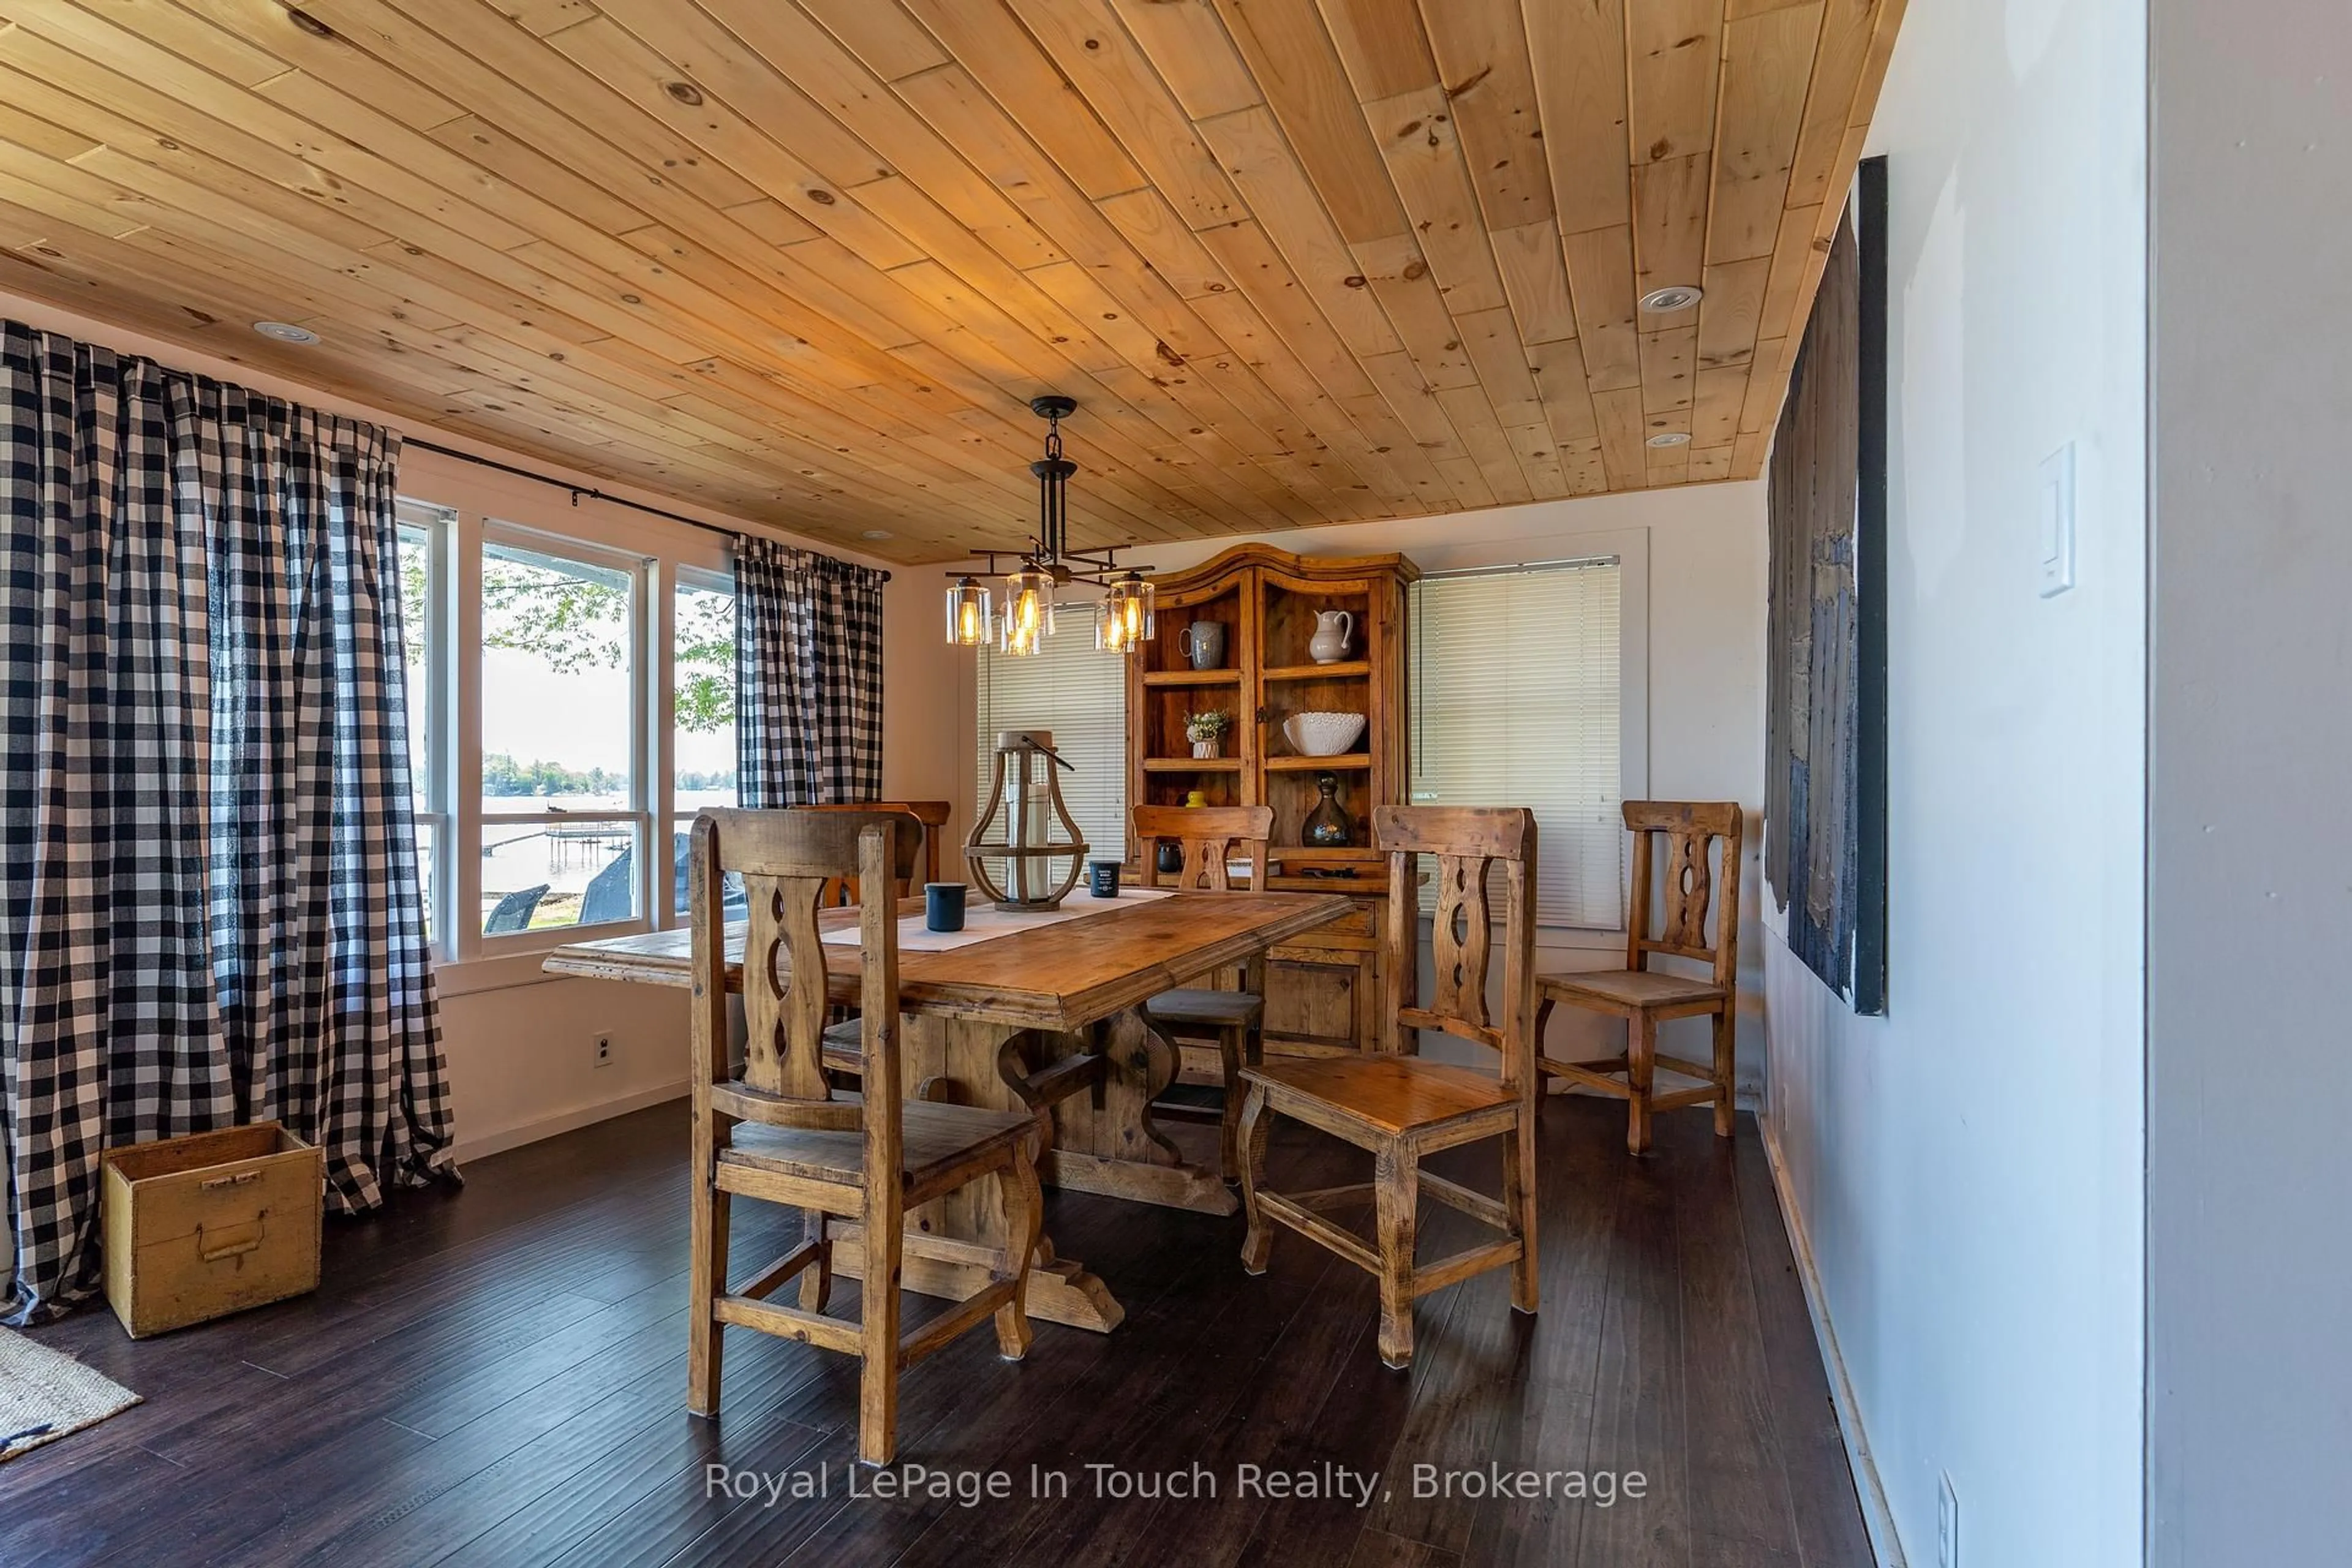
[939,396,1152,585]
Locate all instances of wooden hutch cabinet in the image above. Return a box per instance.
[1125,543,1419,1058]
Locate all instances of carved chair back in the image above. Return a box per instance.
[801,800,951,907]
[688,809,922,1139]
[1621,801,1744,989]
[1373,805,1539,1091]
[1131,804,1274,892]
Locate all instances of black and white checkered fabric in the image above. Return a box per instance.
[0,320,454,1324]
[734,536,885,807]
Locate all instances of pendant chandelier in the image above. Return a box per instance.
[943,396,1153,657]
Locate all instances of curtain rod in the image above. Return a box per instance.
[401,436,892,581]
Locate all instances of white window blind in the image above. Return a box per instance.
[1411,562,1624,929]
[976,630,1129,860]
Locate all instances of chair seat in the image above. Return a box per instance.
[1242,1056,1516,1138]
[1145,987,1265,1028]
[1539,968,1727,1011]
[721,1097,1032,1188]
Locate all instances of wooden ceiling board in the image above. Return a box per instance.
[1415,0,1553,233]
[1317,2,1437,106]
[1360,85,1512,316]
[1525,0,1632,235]
[999,0,1245,231]
[0,0,1905,561]
[1697,251,1772,371]
[1562,223,1643,391]
[1489,217,1579,346]
[1208,0,1410,246]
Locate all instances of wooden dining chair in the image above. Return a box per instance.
[802,800,951,906]
[1235,805,1540,1370]
[1533,801,1744,1155]
[685,807,1043,1466]
[1133,802,1275,1179]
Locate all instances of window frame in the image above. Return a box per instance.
[469,520,655,960]
[666,565,739,921]
[396,502,456,961]
[394,456,736,987]
[1411,554,1627,932]
[1401,525,1651,946]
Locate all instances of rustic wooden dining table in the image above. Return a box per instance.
[542,886,1351,1333]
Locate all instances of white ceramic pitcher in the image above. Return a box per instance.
[1308,609,1354,664]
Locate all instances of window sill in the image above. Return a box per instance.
[434,951,571,997]
[434,927,671,997]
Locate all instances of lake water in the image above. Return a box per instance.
[472,791,737,931]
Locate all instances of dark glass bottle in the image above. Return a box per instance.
[1302,771,1352,848]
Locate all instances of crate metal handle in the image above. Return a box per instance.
[197,1216,266,1261]
[199,1170,262,1191]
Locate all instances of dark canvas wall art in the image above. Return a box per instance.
[1766,159,1888,1014]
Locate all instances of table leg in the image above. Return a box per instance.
[835,1006,1238,1336]
[869,1011,1126,1332]
[1035,1008,1237,1217]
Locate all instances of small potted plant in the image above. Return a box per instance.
[1185,709,1232,760]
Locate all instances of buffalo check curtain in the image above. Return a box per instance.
[734,535,885,807]
[0,320,453,1324]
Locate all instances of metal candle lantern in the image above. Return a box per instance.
[964,729,1088,910]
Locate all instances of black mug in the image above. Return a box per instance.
[924,882,967,932]
[1087,858,1123,898]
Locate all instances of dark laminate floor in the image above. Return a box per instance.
[1,1096,1869,1568]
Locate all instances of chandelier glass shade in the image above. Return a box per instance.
[1000,565,1055,657]
[945,576,993,647]
[1095,571,1155,653]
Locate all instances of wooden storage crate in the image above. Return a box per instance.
[101,1123,323,1338]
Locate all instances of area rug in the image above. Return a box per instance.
[0,1327,141,1462]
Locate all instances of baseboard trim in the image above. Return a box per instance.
[1757,1115,1910,1568]
[455,1081,689,1164]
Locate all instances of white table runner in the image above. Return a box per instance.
[819,886,1174,953]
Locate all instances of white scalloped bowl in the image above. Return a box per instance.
[1282,711,1368,757]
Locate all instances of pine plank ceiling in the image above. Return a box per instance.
[0,0,1902,564]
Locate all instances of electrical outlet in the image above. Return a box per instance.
[593,1033,614,1069]
[1938,1471,1960,1567]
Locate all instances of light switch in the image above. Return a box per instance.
[2038,442,2077,597]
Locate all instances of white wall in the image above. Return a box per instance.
[1758,2,2147,1565]
[950,481,1773,1089]
[0,287,963,1163]
[2146,2,2352,1561]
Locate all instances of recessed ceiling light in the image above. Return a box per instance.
[860,529,893,541]
[1646,431,1692,448]
[252,320,318,344]
[1637,285,1705,314]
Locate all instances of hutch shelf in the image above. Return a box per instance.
[1125,543,1419,1059]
